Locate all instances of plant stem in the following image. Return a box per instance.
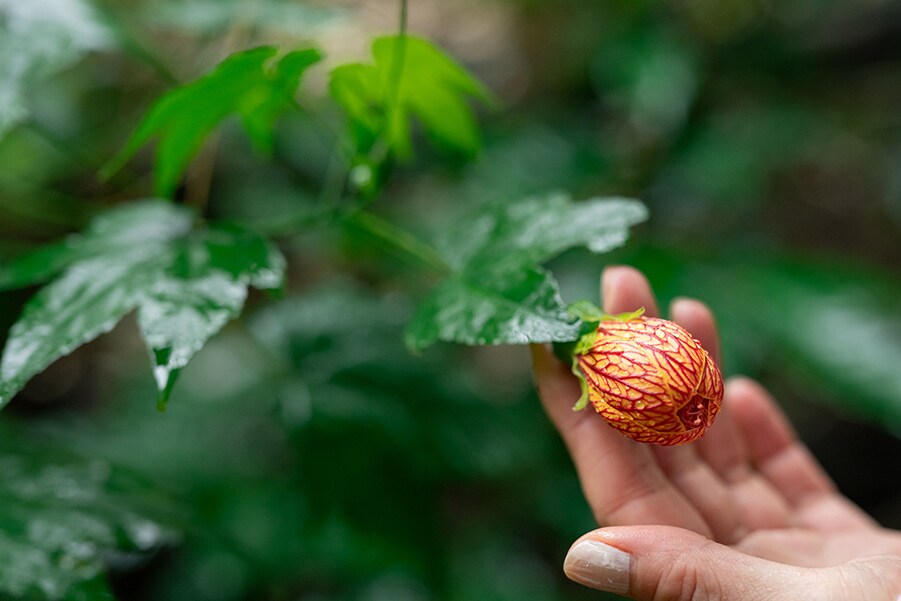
[386,0,409,116]
[399,0,409,38]
[367,0,409,172]
[347,210,450,277]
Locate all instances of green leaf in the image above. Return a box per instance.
[405,194,647,350]
[138,224,285,408]
[0,201,286,409]
[329,35,496,161]
[435,193,648,271]
[101,46,322,198]
[0,0,112,138]
[0,249,175,408]
[0,424,178,600]
[137,273,247,409]
[406,266,580,350]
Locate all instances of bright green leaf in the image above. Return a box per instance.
[0,201,286,409]
[405,194,647,350]
[329,35,496,161]
[101,46,322,198]
[0,0,112,138]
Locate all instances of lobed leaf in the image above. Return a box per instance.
[0,250,175,408]
[405,266,580,351]
[138,224,285,408]
[102,46,321,198]
[434,193,647,271]
[0,201,286,410]
[329,35,496,161]
[405,193,647,350]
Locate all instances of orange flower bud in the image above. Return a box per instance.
[574,315,723,445]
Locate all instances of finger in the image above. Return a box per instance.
[601,266,660,317]
[727,377,877,531]
[650,444,745,543]
[563,525,820,600]
[535,266,710,532]
[736,528,901,567]
[669,301,796,532]
[669,297,719,364]
[669,297,740,480]
[650,298,744,541]
[531,343,710,533]
[695,382,794,531]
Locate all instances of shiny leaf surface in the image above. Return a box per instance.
[138,223,284,408]
[0,249,173,409]
[0,201,285,409]
[405,194,647,350]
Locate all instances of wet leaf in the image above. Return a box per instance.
[102,46,322,198]
[139,224,284,408]
[137,273,247,409]
[0,201,285,409]
[0,248,176,409]
[0,424,178,601]
[329,35,496,161]
[405,194,647,350]
[406,266,580,350]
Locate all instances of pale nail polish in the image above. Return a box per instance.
[563,539,631,595]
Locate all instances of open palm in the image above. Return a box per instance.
[532,266,901,599]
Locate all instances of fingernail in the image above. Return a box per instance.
[563,539,630,594]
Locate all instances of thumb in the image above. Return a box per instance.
[561,526,900,601]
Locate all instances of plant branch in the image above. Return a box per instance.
[347,210,450,277]
[364,0,410,175]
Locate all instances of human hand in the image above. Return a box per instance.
[531,266,901,600]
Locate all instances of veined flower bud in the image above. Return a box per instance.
[574,315,724,445]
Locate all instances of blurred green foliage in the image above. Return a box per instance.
[1,0,900,599]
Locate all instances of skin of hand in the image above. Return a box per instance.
[531,266,901,601]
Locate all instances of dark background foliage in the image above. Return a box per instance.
[0,1,899,599]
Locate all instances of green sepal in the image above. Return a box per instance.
[571,359,591,411]
[566,300,645,325]
[551,339,592,412]
[559,302,646,411]
[566,300,607,323]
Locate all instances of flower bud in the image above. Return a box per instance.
[575,316,723,445]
